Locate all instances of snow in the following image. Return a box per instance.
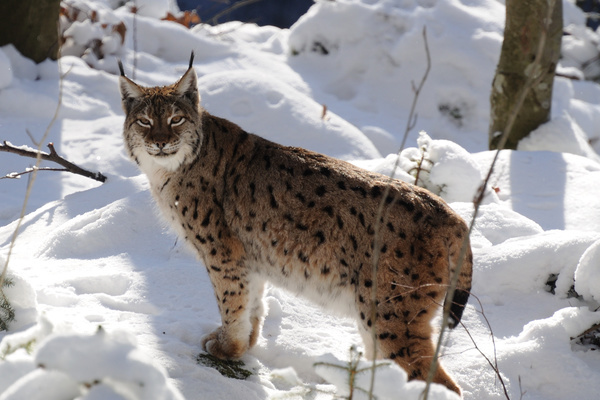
[1,0,600,399]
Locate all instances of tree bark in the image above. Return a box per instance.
[0,0,61,63]
[489,0,563,150]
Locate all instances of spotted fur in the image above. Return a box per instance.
[119,57,472,395]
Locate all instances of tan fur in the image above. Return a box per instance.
[119,61,472,395]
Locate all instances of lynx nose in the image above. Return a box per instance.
[150,132,171,151]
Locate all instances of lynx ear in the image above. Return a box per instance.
[117,60,144,109]
[174,60,199,106]
[119,76,144,102]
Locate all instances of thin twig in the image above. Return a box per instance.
[209,0,264,25]
[1,167,70,180]
[368,26,431,400]
[412,151,430,187]
[422,1,557,399]
[458,292,510,399]
[0,141,107,182]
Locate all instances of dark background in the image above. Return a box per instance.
[176,0,314,28]
[177,1,600,30]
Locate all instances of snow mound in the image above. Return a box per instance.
[197,70,381,160]
[451,202,543,248]
[288,0,504,149]
[475,230,600,300]
[498,307,600,400]
[519,112,600,163]
[0,325,184,400]
[574,239,600,303]
[0,49,12,90]
[315,351,459,400]
[399,132,498,203]
[0,270,38,332]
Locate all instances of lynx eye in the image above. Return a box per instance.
[170,115,185,127]
[136,118,152,128]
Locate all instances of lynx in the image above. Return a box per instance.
[118,54,472,395]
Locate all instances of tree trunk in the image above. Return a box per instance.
[489,0,563,150]
[0,0,61,63]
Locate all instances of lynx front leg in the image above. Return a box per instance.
[201,265,254,359]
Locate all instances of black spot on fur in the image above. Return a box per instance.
[298,251,309,263]
[351,186,367,197]
[279,164,294,176]
[315,231,326,244]
[320,167,331,177]
[350,235,358,251]
[196,235,206,244]
[201,209,213,227]
[268,185,278,209]
[296,222,309,231]
[413,211,423,223]
[358,213,365,227]
[370,185,382,198]
[397,199,415,212]
[322,205,334,217]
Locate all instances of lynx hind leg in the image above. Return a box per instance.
[248,278,266,348]
[367,247,462,395]
[373,316,461,395]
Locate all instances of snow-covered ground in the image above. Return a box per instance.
[1,0,600,399]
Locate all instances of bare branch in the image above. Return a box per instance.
[0,167,69,180]
[421,2,559,398]
[0,141,107,183]
[457,292,510,399]
[368,26,432,399]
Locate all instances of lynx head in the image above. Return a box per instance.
[118,53,202,172]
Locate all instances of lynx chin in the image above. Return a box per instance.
[118,54,472,396]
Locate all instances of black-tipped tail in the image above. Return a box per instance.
[447,288,470,329]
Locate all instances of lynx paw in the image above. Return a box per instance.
[201,327,248,360]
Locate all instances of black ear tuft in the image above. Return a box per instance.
[117,60,125,77]
[189,51,195,70]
